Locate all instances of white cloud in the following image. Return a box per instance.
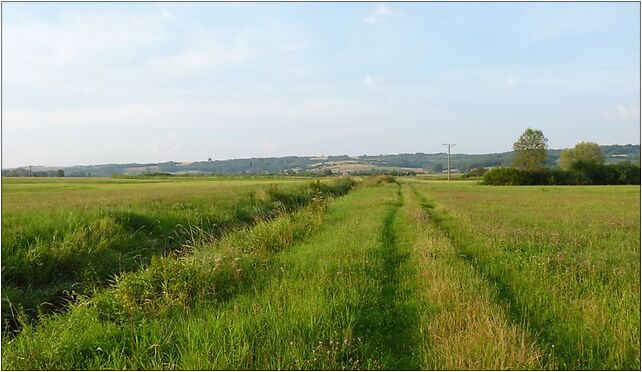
[363,75,384,87]
[3,8,256,103]
[146,35,253,73]
[3,9,169,84]
[364,4,393,24]
[604,104,640,121]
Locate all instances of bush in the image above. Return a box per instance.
[482,164,639,186]
[481,168,524,185]
[309,177,355,197]
[360,175,398,187]
[572,161,640,185]
[612,162,641,184]
[265,178,355,210]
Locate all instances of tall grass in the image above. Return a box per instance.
[3,177,636,370]
[2,177,354,335]
[1,178,360,370]
[397,184,546,369]
[409,180,640,370]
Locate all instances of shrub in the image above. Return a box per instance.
[572,161,640,185]
[481,168,524,185]
[360,175,398,187]
[482,164,639,186]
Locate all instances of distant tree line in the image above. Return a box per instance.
[2,168,65,177]
[482,129,640,185]
[3,144,639,177]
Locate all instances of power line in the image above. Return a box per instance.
[442,143,456,181]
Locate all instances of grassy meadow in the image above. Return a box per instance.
[406,180,640,370]
[1,177,341,331]
[1,176,639,370]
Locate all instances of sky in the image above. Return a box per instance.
[2,2,640,167]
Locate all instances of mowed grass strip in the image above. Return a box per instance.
[131,183,419,370]
[409,180,640,370]
[397,184,547,369]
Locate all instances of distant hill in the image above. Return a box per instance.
[3,144,639,177]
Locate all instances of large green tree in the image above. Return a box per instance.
[512,128,548,170]
[557,141,604,170]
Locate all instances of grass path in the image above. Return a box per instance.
[161,182,548,369]
[350,185,423,369]
[398,184,547,369]
[6,180,627,369]
[409,181,640,370]
[161,183,420,370]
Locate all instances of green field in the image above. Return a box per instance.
[1,176,639,370]
[1,177,336,330]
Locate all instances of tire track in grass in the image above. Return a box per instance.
[150,183,421,370]
[352,184,423,370]
[406,183,555,369]
[164,184,406,370]
[410,182,641,369]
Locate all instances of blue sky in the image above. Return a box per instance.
[2,2,640,167]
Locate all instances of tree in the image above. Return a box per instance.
[557,142,604,170]
[57,169,65,177]
[512,128,548,170]
[432,163,444,173]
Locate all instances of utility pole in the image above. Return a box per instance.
[442,143,456,181]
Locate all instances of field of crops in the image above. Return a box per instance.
[1,176,639,370]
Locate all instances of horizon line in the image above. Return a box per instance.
[3,143,640,170]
